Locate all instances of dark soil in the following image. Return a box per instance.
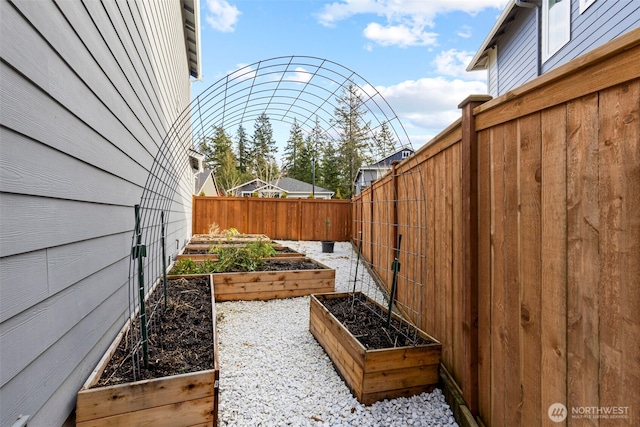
[321,294,432,350]
[253,259,321,271]
[94,277,214,387]
[183,246,298,255]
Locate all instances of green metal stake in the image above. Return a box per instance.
[161,211,168,310]
[132,205,149,368]
[351,232,363,294]
[386,234,402,328]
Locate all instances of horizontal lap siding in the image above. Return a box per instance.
[0,0,193,425]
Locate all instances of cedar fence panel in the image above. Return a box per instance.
[351,28,640,426]
[192,196,351,241]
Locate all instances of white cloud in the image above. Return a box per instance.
[205,0,241,32]
[363,23,437,47]
[285,67,313,84]
[433,49,485,79]
[366,77,488,141]
[316,0,508,47]
[457,25,472,38]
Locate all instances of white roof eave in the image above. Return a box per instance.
[467,0,516,72]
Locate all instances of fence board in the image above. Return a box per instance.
[517,112,542,425]
[566,93,600,426]
[540,104,568,421]
[598,81,640,418]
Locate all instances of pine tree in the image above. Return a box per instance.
[200,126,238,193]
[332,84,373,198]
[217,148,241,194]
[201,126,235,173]
[250,113,278,181]
[320,137,340,196]
[372,121,397,160]
[282,119,306,181]
[235,124,250,175]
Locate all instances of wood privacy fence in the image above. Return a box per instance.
[192,196,351,241]
[352,29,640,426]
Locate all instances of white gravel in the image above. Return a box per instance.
[216,240,458,427]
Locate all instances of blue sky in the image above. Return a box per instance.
[192,0,508,154]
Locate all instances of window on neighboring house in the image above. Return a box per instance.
[542,0,570,62]
[579,0,596,14]
[401,150,410,159]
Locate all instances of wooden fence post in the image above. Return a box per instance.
[458,95,492,415]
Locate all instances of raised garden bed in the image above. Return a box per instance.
[168,258,335,301]
[309,292,441,405]
[178,245,304,261]
[76,276,219,427]
[190,233,270,243]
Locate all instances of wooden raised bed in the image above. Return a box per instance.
[309,292,442,405]
[168,258,335,301]
[190,233,270,243]
[177,246,304,261]
[76,276,219,427]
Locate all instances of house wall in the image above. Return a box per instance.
[494,6,538,95]
[543,0,640,72]
[0,1,195,426]
[492,0,639,95]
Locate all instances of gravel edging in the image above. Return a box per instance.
[216,241,458,427]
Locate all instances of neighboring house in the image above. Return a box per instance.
[0,1,201,426]
[195,168,220,196]
[354,147,415,195]
[467,0,640,97]
[227,177,334,199]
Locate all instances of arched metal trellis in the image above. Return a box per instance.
[125,55,430,379]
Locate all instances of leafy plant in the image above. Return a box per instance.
[187,239,278,273]
[170,258,217,275]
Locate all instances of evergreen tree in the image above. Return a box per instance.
[372,121,397,160]
[201,126,235,173]
[249,113,278,181]
[332,84,373,198]
[199,126,237,193]
[320,138,340,196]
[282,119,306,181]
[235,124,250,175]
[217,148,241,194]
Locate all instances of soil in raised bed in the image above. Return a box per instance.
[94,277,214,387]
[322,294,432,350]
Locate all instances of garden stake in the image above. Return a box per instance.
[132,205,149,368]
[351,232,363,309]
[386,234,402,328]
[161,211,167,310]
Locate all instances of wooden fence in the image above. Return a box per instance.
[352,28,639,426]
[192,196,351,241]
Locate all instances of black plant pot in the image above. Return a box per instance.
[321,241,335,253]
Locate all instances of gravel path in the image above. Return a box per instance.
[216,240,458,427]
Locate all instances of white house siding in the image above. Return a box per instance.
[495,6,539,95]
[543,0,640,72]
[0,1,195,426]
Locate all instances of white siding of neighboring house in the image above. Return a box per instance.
[0,1,196,425]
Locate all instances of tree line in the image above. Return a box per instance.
[198,84,397,199]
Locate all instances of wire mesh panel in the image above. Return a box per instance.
[125,55,431,379]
